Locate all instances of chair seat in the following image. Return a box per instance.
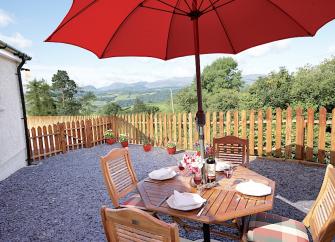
[247,212,309,242]
[120,193,147,210]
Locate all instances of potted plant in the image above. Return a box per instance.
[119,134,129,148]
[166,142,176,155]
[104,130,116,145]
[142,138,152,152]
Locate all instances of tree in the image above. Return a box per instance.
[206,89,240,111]
[100,102,122,115]
[25,79,56,115]
[79,91,97,115]
[201,57,243,93]
[246,67,293,109]
[132,98,160,114]
[291,57,335,111]
[51,70,81,115]
[175,86,198,113]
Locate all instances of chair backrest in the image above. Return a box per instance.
[303,164,335,242]
[101,207,180,242]
[100,148,138,208]
[213,136,249,166]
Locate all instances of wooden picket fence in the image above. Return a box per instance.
[28,117,116,161]
[28,106,335,165]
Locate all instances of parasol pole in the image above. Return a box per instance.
[191,1,206,184]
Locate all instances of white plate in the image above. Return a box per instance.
[215,162,231,172]
[148,168,177,180]
[166,195,204,211]
[235,180,272,196]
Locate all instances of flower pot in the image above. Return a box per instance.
[167,147,176,155]
[143,144,152,152]
[121,141,128,147]
[106,138,116,145]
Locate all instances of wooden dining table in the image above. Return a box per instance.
[137,165,276,242]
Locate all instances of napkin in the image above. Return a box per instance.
[216,162,231,171]
[173,190,206,208]
[235,180,272,196]
[149,167,176,180]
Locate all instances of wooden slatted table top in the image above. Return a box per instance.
[137,166,275,224]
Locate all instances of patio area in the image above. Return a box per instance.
[0,144,326,241]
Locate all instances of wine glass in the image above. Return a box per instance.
[177,160,185,174]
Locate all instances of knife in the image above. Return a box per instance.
[196,201,208,217]
[156,195,169,207]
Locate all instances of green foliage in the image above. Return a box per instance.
[247,67,293,110]
[51,70,81,115]
[79,91,97,115]
[175,57,243,112]
[104,130,115,139]
[26,79,56,115]
[100,102,122,115]
[167,142,176,148]
[201,57,243,92]
[119,134,128,142]
[132,98,160,114]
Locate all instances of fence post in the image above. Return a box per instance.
[257,109,263,156]
[266,108,272,156]
[275,108,282,157]
[85,119,93,148]
[59,122,67,153]
[285,107,292,159]
[306,108,314,161]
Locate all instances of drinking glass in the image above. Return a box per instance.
[177,160,185,174]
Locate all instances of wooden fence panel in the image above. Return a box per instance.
[285,107,292,158]
[163,114,167,145]
[178,113,182,148]
[257,110,263,156]
[212,112,217,139]
[318,107,327,163]
[306,108,314,161]
[275,108,282,157]
[266,108,272,156]
[249,110,255,156]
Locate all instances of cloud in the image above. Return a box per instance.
[0,32,32,48]
[329,45,335,53]
[242,39,291,57]
[0,9,13,27]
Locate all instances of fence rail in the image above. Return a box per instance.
[28,106,335,165]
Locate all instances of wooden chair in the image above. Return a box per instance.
[246,164,335,242]
[213,136,249,167]
[101,207,192,242]
[100,148,147,210]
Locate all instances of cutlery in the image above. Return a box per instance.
[196,201,208,217]
[156,195,169,207]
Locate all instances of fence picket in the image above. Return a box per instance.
[306,108,314,161]
[48,125,55,156]
[318,107,327,163]
[219,112,224,136]
[178,113,182,148]
[226,111,231,135]
[234,111,239,137]
[31,127,38,160]
[275,108,282,157]
[183,113,187,149]
[266,108,272,156]
[257,110,263,156]
[212,112,217,138]
[189,113,193,149]
[295,107,304,160]
[285,107,292,158]
[331,109,335,165]
[241,110,246,139]
[42,126,50,157]
[249,110,255,156]
[205,112,210,145]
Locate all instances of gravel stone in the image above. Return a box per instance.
[0,144,326,241]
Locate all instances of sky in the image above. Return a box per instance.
[1,1,335,88]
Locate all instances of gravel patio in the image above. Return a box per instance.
[0,144,326,241]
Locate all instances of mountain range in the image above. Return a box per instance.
[81,74,262,93]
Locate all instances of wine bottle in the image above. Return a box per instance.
[206,154,216,183]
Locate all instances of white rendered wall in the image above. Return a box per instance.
[0,49,27,181]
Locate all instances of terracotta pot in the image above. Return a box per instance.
[167,146,176,155]
[121,141,128,147]
[143,144,152,152]
[106,138,116,145]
